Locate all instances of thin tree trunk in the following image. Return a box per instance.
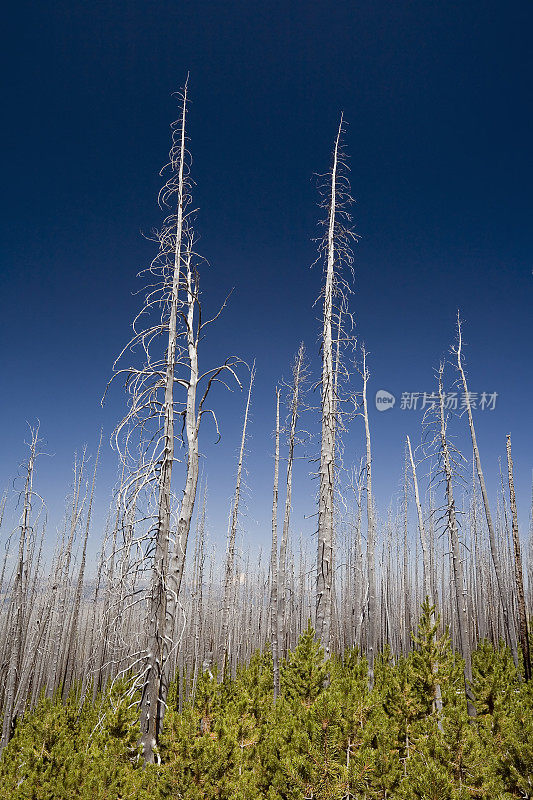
[455,317,518,667]
[278,344,304,656]
[163,244,202,701]
[406,435,444,728]
[62,432,102,696]
[403,450,411,655]
[437,366,476,717]
[270,389,281,698]
[1,428,38,750]
[506,434,531,681]
[220,366,254,674]
[361,347,376,690]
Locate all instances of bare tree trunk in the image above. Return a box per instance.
[51,450,87,695]
[62,432,102,697]
[138,83,195,763]
[506,434,531,681]
[270,389,281,698]
[92,501,120,701]
[163,244,202,699]
[278,344,305,656]
[406,435,444,728]
[403,450,410,655]
[191,488,206,700]
[437,366,476,717]
[528,475,533,619]
[220,366,254,674]
[1,427,38,750]
[455,317,518,667]
[361,348,376,690]
[352,461,365,650]
[316,120,343,654]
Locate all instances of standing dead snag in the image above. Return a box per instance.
[359,346,377,689]
[62,432,102,697]
[406,435,444,728]
[137,83,189,762]
[1,426,43,751]
[437,365,476,717]
[315,116,356,655]
[454,316,519,667]
[506,434,531,681]
[402,449,411,655]
[270,388,281,698]
[278,344,306,657]
[106,81,240,763]
[220,366,254,676]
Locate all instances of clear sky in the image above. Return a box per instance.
[1,0,531,560]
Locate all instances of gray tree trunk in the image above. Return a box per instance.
[270,389,281,698]
[316,121,343,654]
[438,366,476,717]
[455,318,518,667]
[506,434,531,681]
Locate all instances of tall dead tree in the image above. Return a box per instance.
[278,344,306,656]
[454,316,518,667]
[220,366,254,675]
[437,365,476,717]
[137,86,189,761]
[315,117,355,654]
[406,435,444,727]
[1,427,42,750]
[360,346,377,689]
[506,434,531,681]
[402,450,411,655]
[62,432,102,696]
[270,388,281,698]
[107,81,240,762]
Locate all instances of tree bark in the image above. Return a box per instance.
[316,121,343,655]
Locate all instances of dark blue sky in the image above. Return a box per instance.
[1,0,531,553]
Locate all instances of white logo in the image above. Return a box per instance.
[375,389,396,411]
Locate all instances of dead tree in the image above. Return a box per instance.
[454,316,518,667]
[360,346,377,689]
[191,486,207,700]
[437,365,476,717]
[402,449,411,655]
[62,432,102,696]
[106,82,240,762]
[49,449,87,696]
[1,427,43,750]
[220,366,254,675]
[406,435,444,727]
[278,344,306,656]
[506,434,531,681]
[351,458,365,650]
[315,117,355,654]
[270,388,281,698]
